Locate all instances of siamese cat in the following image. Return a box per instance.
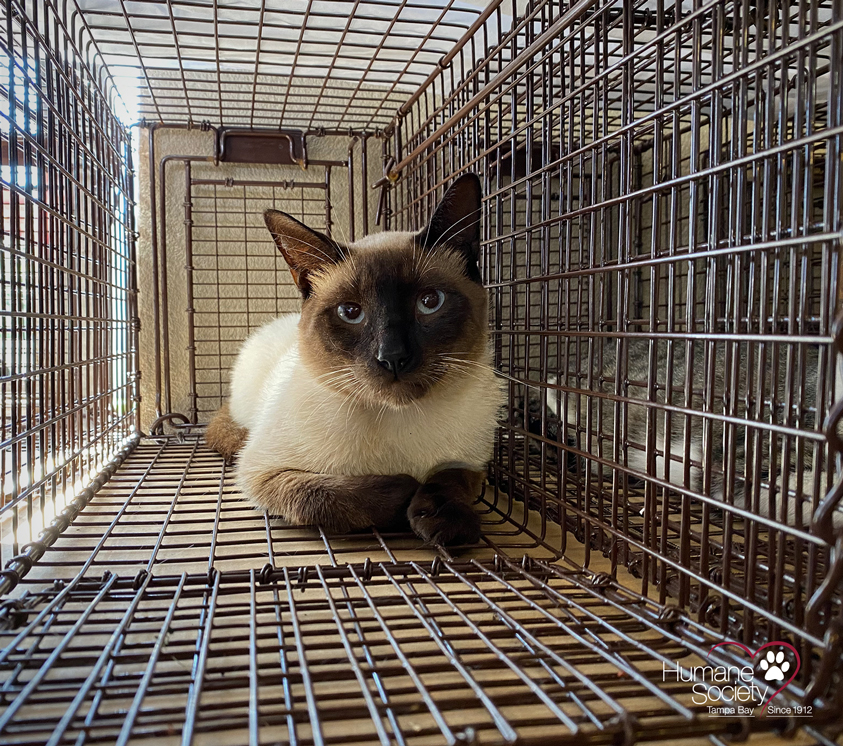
[206,174,504,545]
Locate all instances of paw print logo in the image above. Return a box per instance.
[759,650,790,681]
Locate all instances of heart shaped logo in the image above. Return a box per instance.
[708,641,801,709]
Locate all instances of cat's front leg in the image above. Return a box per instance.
[408,467,484,546]
[241,467,420,533]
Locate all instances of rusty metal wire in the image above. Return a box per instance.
[9,435,570,585]
[73,0,498,130]
[0,0,138,588]
[186,171,332,421]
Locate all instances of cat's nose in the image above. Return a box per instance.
[376,345,412,376]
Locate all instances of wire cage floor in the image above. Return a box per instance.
[0,540,762,746]
[0,433,836,745]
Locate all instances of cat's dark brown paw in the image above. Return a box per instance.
[408,482,482,546]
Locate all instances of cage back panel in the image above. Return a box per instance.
[187,172,331,420]
[1,0,842,744]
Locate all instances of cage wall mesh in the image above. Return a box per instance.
[72,0,496,130]
[1,0,843,744]
[7,555,813,746]
[0,0,138,579]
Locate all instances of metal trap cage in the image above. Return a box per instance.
[1,0,842,744]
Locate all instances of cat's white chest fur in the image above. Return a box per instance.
[230,315,503,482]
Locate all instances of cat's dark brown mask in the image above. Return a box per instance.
[264,173,488,407]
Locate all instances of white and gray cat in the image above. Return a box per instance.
[537,340,842,528]
[206,174,504,545]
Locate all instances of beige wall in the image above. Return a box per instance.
[136,127,384,427]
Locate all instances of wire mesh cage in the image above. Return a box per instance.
[0,0,842,744]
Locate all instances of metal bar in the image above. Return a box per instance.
[361,134,370,234]
[148,125,163,418]
[189,178,326,188]
[283,567,325,746]
[0,434,138,595]
[155,152,215,421]
[248,570,260,746]
[348,138,356,242]
[184,160,197,423]
[324,166,333,239]
[379,0,595,184]
[45,572,153,746]
[0,574,118,732]
[278,0,315,127]
[315,565,392,745]
[181,569,222,746]
[115,574,189,745]
[164,0,195,125]
[393,0,502,122]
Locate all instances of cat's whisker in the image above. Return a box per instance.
[418,260,446,280]
[436,357,501,388]
[312,365,355,382]
[439,355,492,370]
[419,371,443,392]
[327,217,360,273]
[293,369,358,418]
[322,390,350,431]
[417,213,482,277]
[343,386,368,429]
[422,210,481,256]
[293,382,337,416]
[450,369,493,380]
[304,367,355,394]
[440,356,501,375]
[320,378,366,430]
[301,382,353,426]
[417,244,446,278]
[437,363,491,387]
[375,401,389,428]
[417,210,482,279]
[331,220,355,266]
[331,377,364,402]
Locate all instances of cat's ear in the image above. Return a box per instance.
[264,209,343,297]
[418,173,482,268]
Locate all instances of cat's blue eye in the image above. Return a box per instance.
[417,289,445,315]
[337,302,365,324]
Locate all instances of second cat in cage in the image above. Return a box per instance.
[536,340,841,528]
[206,174,504,545]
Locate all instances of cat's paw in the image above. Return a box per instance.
[205,403,247,462]
[408,486,481,546]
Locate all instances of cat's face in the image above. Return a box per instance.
[264,174,488,408]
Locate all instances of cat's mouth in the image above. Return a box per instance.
[364,354,488,407]
[322,357,477,409]
[367,374,438,407]
[323,365,446,408]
